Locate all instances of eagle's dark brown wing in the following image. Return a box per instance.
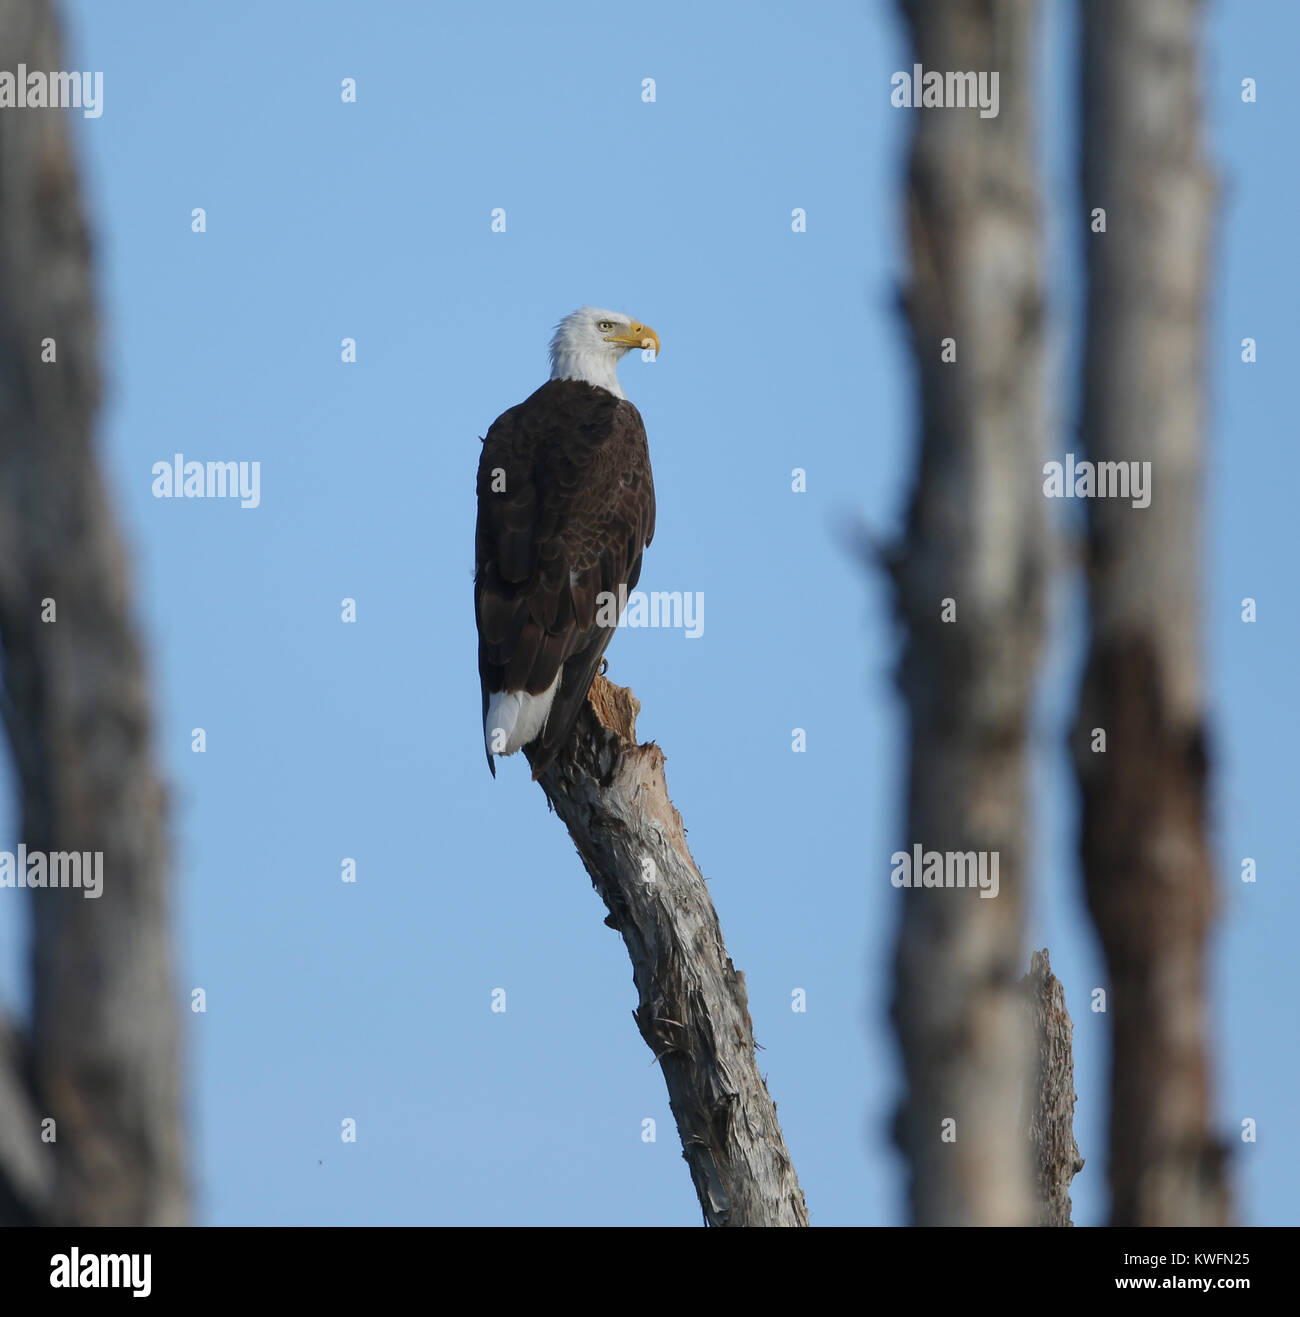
[475,378,655,777]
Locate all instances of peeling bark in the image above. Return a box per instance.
[526,676,808,1227]
[1020,950,1082,1226]
[0,0,187,1225]
[889,0,1048,1225]
[1074,0,1229,1227]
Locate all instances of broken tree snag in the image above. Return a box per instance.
[526,675,808,1227]
[1020,950,1083,1227]
[0,0,187,1225]
[889,0,1049,1226]
[1075,0,1228,1226]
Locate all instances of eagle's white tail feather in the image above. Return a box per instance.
[485,672,560,758]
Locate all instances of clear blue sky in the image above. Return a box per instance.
[1,0,1293,1226]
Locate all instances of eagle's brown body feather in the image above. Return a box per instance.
[475,378,655,776]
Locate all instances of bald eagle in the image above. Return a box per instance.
[475,307,659,778]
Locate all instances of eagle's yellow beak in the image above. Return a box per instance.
[605,322,659,356]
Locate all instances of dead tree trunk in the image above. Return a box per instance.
[889,0,1049,1225]
[0,0,187,1225]
[1074,0,1228,1226]
[526,676,807,1227]
[1020,950,1083,1226]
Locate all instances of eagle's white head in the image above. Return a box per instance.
[548,306,660,399]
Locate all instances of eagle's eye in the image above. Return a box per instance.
[597,320,615,332]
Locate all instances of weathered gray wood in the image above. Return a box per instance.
[1020,950,1083,1226]
[527,677,808,1226]
[1074,0,1229,1226]
[888,0,1049,1226]
[0,0,187,1225]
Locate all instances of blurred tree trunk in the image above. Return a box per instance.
[889,0,1048,1226]
[1074,0,1228,1226]
[0,0,187,1225]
